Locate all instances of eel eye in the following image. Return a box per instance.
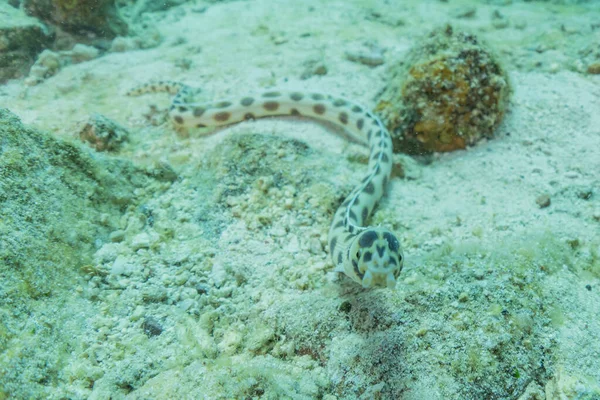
[355,250,361,259]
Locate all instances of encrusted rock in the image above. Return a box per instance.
[376,25,510,154]
[78,113,129,152]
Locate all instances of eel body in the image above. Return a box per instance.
[128,82,404,288]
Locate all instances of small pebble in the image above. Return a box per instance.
[452,6,476,19]
[587,63,600,74]
[564,170,580,179]
[56,80,79,94]
[109,230,126,242]
[131,232,151,250]
[110,36,138,52]
[25,49,61,85]
[415,327,428,337]
[142,287,168,303]
[491,10,504,19]
[300,60,328,80]
[271,33,288,45]
[566,238,580,249]
[514,20,527,30]
[473,270,485,280]
[492,19,510,29]
[536,194,551,208]
[338,301,352,313]
[174,57,193,70]
[284,198,294,209]
[309,237,323,254]
[178,298,195,311]
[98,213,110,225]
[549,63,561,73]
[111,255,132,276]
[345,49,384,67]
[71,44,100,63]
[196,283,210,295]
[576,189,592,200]
[131,306,145,321]
[142,317,163,337]
[36,49,61,71]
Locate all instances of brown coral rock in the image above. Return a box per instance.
[377,25,510,155]
[23,0,127,38]
[78,113,129,152]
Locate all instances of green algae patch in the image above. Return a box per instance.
[0,108,170,398]
[0,108,152,301]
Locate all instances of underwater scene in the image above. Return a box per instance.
[1,0,599,398]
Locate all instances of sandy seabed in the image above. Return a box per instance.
[1,0,599,399]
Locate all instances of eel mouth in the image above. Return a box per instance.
[361,269,397,289]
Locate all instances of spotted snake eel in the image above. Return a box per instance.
[128,81,404,289]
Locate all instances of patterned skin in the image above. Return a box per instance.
[127,82,404,288]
